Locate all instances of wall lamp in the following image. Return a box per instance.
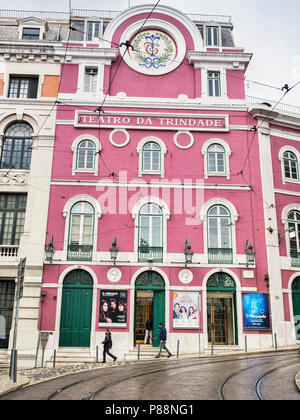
[45,235,54,263]
[110,237,118,265]
[278,226,295,243]
[184,239,193,267]
[245,239,255,267]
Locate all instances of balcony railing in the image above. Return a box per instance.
[67,244,93,261]
[208,248,233,264]
[246,95,300,116]
[0,245,19,259]
[291,251,300,267]
[138,246,163,263]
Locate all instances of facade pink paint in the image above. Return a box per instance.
[39,4,300,362]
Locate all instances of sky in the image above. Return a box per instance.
[1,0,299,107]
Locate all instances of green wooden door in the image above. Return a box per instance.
[135,271,165,348]
[292,277,300,341]
[59,270,93,347]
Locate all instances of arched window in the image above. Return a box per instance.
[288,211,300,267]
[283,151,299,180]
[68,202,95,261]
[76,140,95,170]
[142,142,161,172]
[138,203,163,262]
[207,144,225,175]
[207,205,232,264]
[1,122,33,170]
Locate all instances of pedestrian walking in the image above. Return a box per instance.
[144,319,153,344]
[101,328,117,363]
[155,322,173,358]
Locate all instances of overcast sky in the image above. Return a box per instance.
[1,0,299,107]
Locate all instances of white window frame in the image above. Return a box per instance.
[282,203,300,260]
[279,145,300,184]
[202,138,231,179]
[62,195,102,262]
[206,25,220,47]
[77,63,103,98]
[137,137,167,178]
[131,196,170,263]
[201,66,228,100]
[83,67,98,93]
[71,134,101,176]
[200,198,238,265]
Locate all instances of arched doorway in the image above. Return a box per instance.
[206,273,237,345]
[59,270,93,347]
[134,271,165,348]
[292,277,300,341]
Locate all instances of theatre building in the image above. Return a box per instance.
[33,4,300,365]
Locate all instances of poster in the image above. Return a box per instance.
[172,291,200,329]
[243,293,270,330]
[99,290,127,327]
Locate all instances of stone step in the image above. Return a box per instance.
[46,349,96,366]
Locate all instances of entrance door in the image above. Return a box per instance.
[207,296,234,345]
[0,280,15,349]
[59,270,93,347]
[292,277,300,341]
[135,291,153,344]
[135,271,165,348]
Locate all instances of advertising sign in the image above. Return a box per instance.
[172,291,200,329]
[99,290,127,327]
[243,293,270,330]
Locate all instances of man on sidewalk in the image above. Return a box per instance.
[102,328,117,363]
[155,322,173,359]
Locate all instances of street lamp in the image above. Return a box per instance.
[45,235,54,263]
[110,237,118,265]
[245,239,255,267]
[184,239,193,267]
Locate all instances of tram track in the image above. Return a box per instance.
[41,350,299,401]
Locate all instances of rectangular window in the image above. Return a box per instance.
[22,27,40,40]
[8,77,38,99]
[87,21,100,41]
[206,26,219,46]
[83,67,98,93]
[0,194,27,246]
[208,72,221,97]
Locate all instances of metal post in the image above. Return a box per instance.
[274,333,278,350]
[245,335,248,353]
[176,340,179,358]
[53,349,56,368]
[137,343,140,361]
[211,337,214,356]
[96,346,98,363]
[198,294,201,356]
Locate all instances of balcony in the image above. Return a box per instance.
[0,245,19,260]
[138,246,163,263]
[67,244,93,261]
[291,251,300,268]
[208,248,233,264]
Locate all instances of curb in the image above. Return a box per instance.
[0,378,30,398]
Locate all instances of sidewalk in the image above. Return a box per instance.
[1,347,300,398]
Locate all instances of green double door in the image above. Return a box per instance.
[59,270,93,347]
[135,271,165,348]
[292,277,300,341]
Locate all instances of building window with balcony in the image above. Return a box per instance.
[0,122,33,170]
[208,71,221,97]
[68,202,94,261]
[8,76,38,99]
[288,211,300,267]
[0,194,27,257]
[138,203,163,263]
[207,205,233,264]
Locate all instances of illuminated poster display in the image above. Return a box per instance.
[243,293,270,330]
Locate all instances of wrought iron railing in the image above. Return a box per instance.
[208,248,233,264]
[291,251,300,267]
[138,246,163,263]
[67,244,93,261]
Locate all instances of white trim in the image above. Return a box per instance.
[281,203,300,260]
[109,129,130,148]
[136,136,167,178]
[71,134,101,176]
[278,145,300,185]
[174,131,194,150]
[201,138,232,179]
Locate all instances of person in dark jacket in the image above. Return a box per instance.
[155,322,172,358]
[144,319,153,344]
[102,328,117,363]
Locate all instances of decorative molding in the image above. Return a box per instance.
[179,269,193,284]
[107,267,122,283]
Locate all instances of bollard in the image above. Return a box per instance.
[274,333,278,350]
[53,349,56,368]
[211,338,214,356]
[96,346,99,363]
[245,335,248,353]
[176,340,180,358]
[138,343,140,361]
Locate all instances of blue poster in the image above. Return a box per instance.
[243,293,270,330]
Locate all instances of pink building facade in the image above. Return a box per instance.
[39,4,300,363]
